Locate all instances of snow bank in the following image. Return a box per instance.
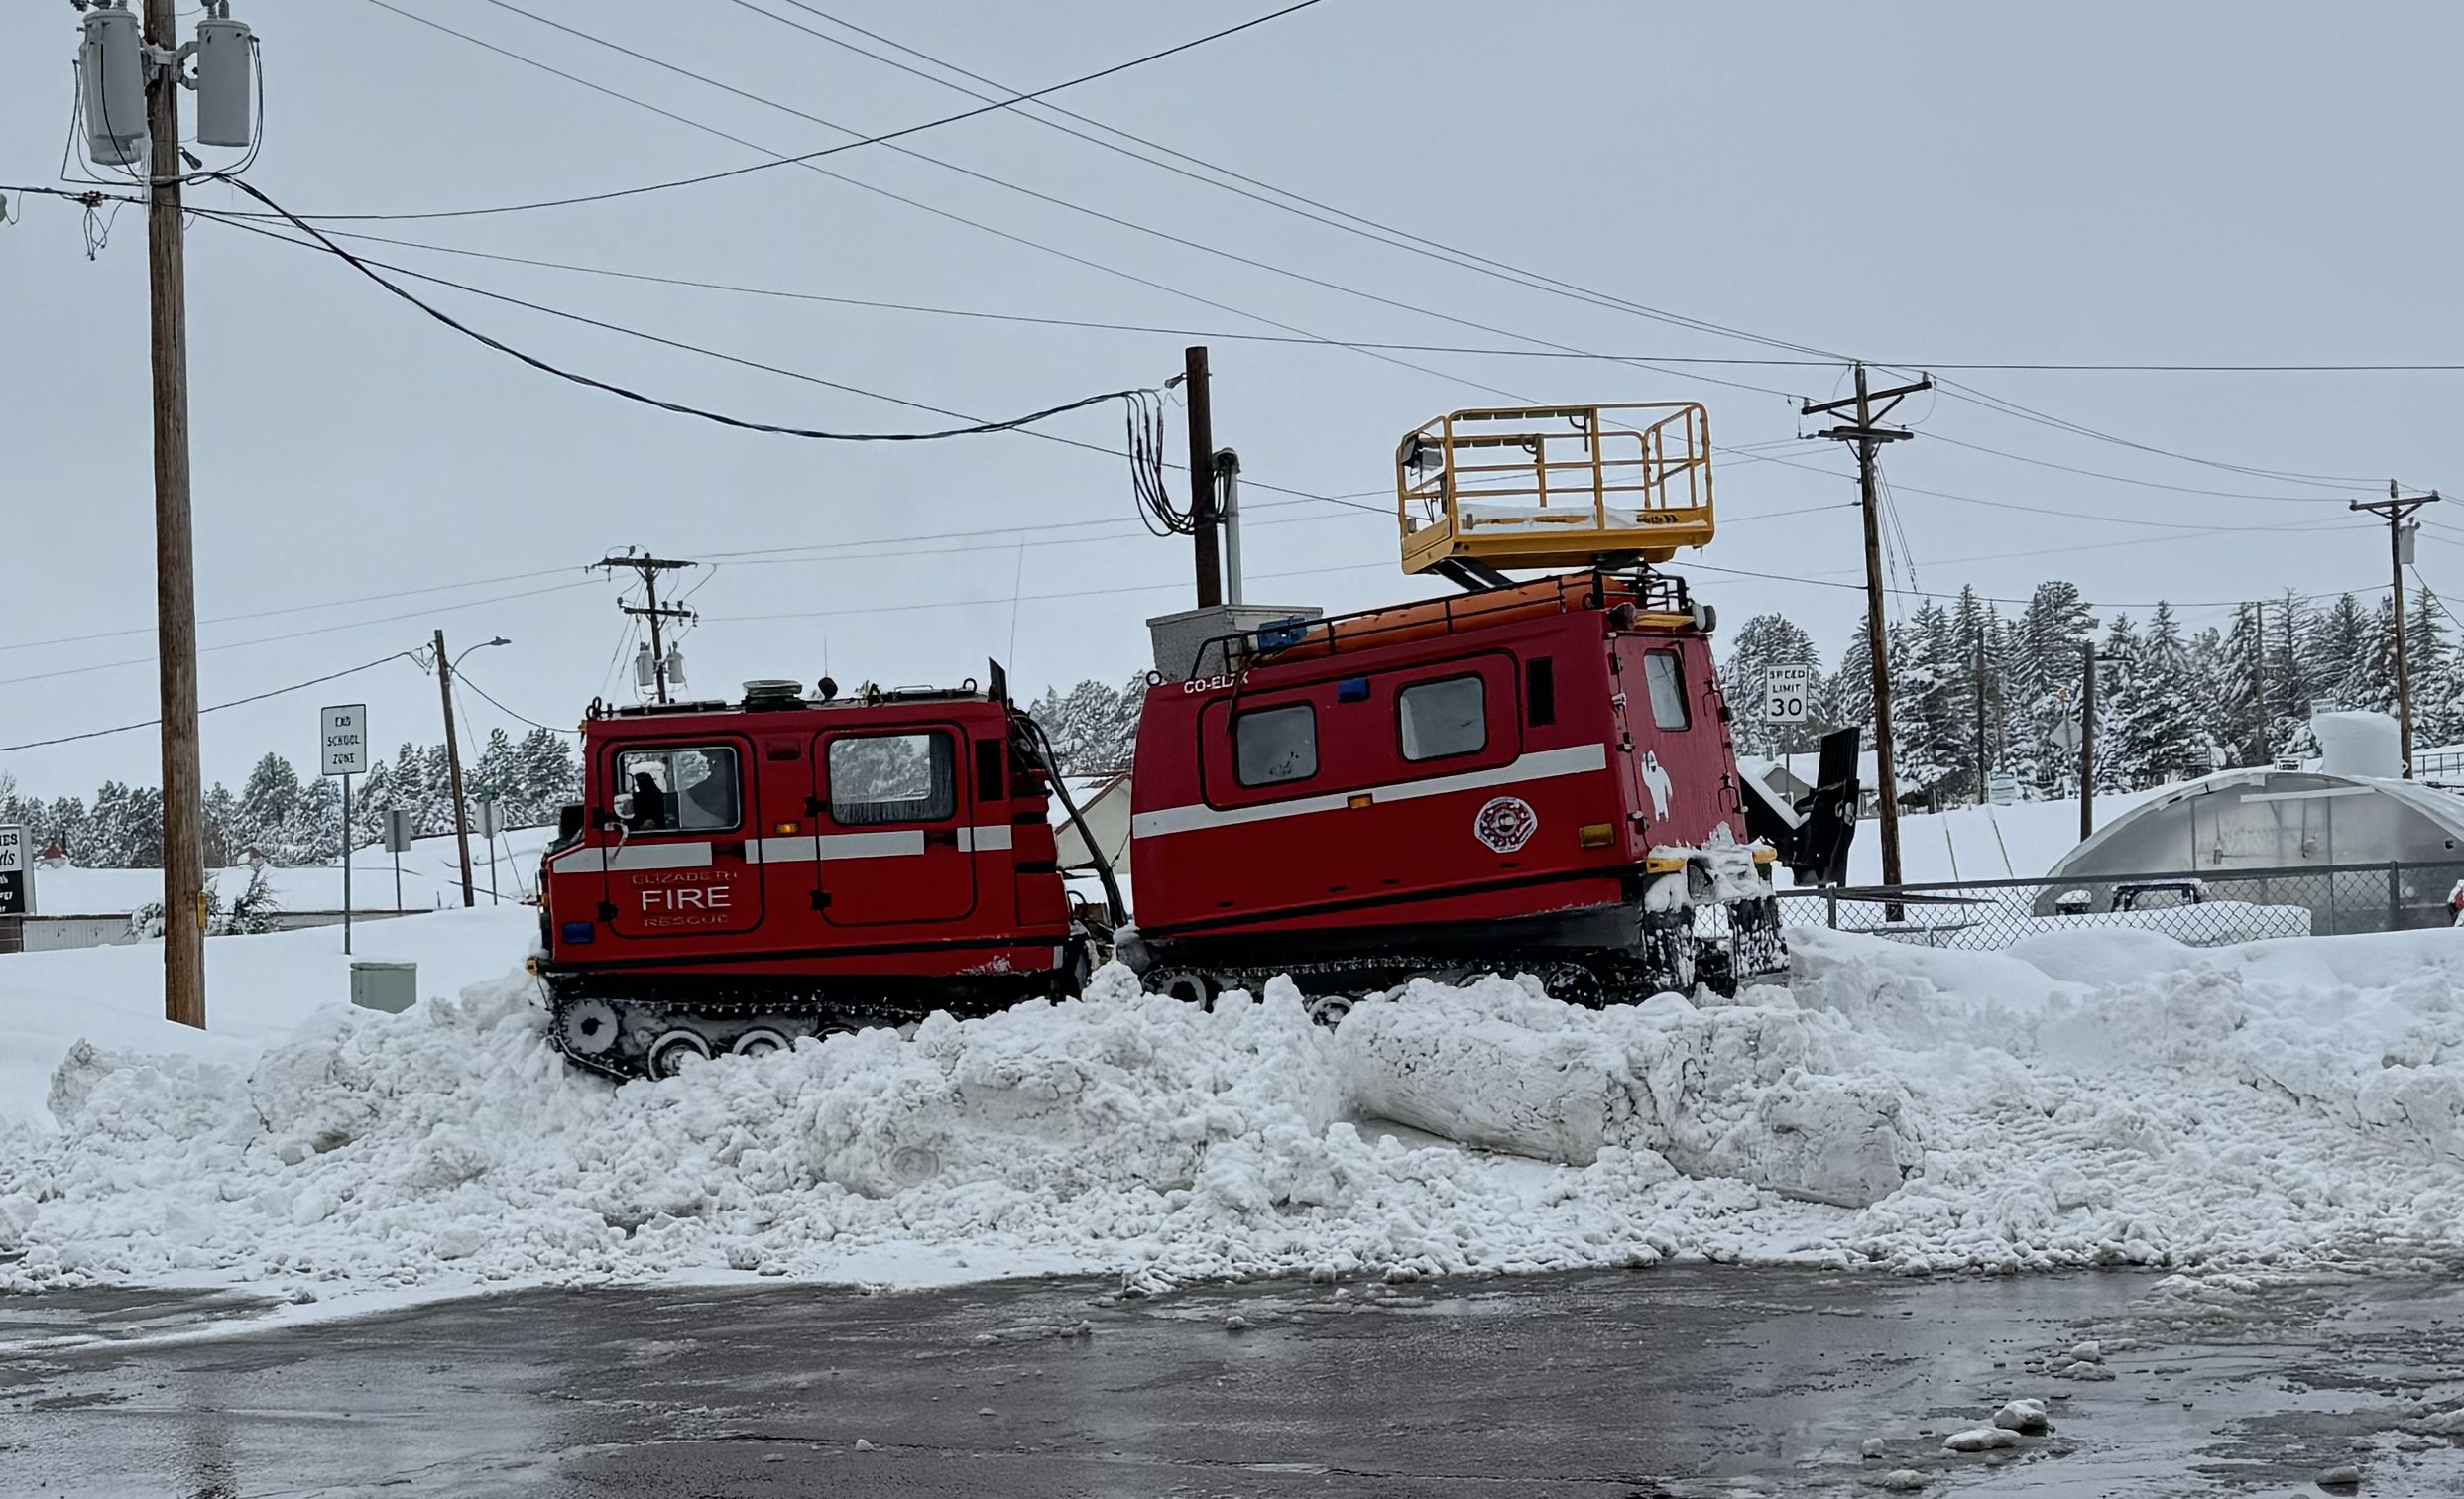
[0,907,538,1130]
[5,917,2464,1304]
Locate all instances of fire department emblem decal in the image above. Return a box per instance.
[1472,796,1538,854]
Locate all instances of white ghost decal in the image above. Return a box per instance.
[1639,750,1673,819]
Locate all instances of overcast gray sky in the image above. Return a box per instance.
[6,0,2461,796]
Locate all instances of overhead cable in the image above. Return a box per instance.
[267,0,1326,223]
[0,651,421,753]
[201,176,1167,450]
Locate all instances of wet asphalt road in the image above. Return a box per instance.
[4,1265,2463,1497]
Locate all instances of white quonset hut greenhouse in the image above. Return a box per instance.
[2037,714,2464,934]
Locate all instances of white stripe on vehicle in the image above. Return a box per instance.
[546,841,715,874]
[1128,743,1610,840]
[552,825,1018,872]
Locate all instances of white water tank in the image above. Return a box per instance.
[2314,711,2403,779]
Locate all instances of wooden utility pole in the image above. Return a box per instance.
[434,630,477,908]
[1804,364,1931,890]
[2352,483,2441,778]
[2079,640,2097,841]
[2250,599,2268,767]
[1184,345,1222,609]
[148,0,204,1029]
[593,553,698,705]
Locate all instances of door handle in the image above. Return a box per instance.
[714,840,747,860]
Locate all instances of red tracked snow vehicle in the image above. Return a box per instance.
[532,671,1119,1080]
[1118,402,1855,1016]
[535,401,1855,1077]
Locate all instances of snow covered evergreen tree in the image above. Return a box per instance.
[2012,582,2095,795]
[1027,676,1143,774]
[2092,614,2142,792]
[1720,613,1824,757]
[2110,603,2210,786]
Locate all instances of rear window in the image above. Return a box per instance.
[829,732,955,825]
[1642,650,1690,730]
[1234,703,1318,786]
[1398,675,1486,761]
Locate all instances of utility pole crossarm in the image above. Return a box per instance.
[593,552,699,705]
[1801,375,1933,418]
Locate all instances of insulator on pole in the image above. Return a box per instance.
[77,2,147,168]
[194,11,256,150]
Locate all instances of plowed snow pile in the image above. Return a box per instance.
[5,923,2464,1302]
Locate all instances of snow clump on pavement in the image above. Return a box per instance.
[5,918,2464,1304]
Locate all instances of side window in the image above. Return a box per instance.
[829,732,956,825]
[1234,703,1318,787]
[615,746,741,833]
[1526,657,1555,727]
[1397,675,1487,762]
[1642,649,1690,731]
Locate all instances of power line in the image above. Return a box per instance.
[0,651,421,754]
[1916,373,2376,491]
[324,0,1810,440]
[735,0,1844,365]
[464,0,1811,407]
[0,563,582,657]
[207,174,1169,444]
[698,558,1394,625]
[746,0,2408,492]
[196,209,1394,519]
[1920,432,2357,503]
[183,223,2464,377]
[453,668,575,736]
[0,579,595,688]
[259,0,1328,223]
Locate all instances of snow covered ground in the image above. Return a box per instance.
[26,825,559,917]
[5,910,2464,1318]
[1826,784,2177,885]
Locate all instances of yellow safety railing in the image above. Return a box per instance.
[1395,403,1715,575]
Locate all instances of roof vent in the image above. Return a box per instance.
[742,679,807,711]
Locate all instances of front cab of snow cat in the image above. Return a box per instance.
[1123,402,1824,1010]
[532,672,1110,1080]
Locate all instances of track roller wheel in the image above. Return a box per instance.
[1304,993,1355,1029]
[645,1028,713,1079]
[1528,963,1605,1008]
[731,1027,792,1059]
[1149,968,1219,1009]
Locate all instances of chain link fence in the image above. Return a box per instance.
[1770,859,2464,951]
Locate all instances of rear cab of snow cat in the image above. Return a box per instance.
[1125,570,1774,993]
[1123,401,1808,1006]
[533,675,1084,1075]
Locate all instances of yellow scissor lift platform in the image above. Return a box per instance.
[1396,403,1715,578]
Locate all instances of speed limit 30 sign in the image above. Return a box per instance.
[1763,664,1812,724]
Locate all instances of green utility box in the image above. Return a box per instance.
[350,961,418,1014]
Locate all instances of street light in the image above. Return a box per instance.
[453,636,512,671]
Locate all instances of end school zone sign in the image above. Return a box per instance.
[321,704,370,776]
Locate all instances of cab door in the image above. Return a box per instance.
[600,739,764,939]
[812,725,978,926]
